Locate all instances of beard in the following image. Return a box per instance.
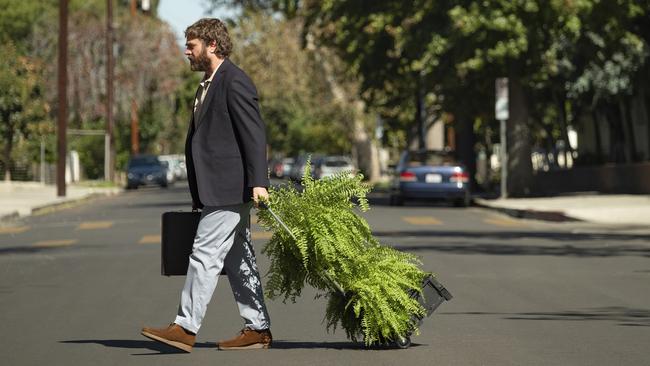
[189,47,211,72]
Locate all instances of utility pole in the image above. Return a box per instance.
[105,0,114,182]
[131,100,139,154]
[57,0,68,197]
[130,0,140,155]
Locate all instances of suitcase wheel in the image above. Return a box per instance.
[395,336,411,349]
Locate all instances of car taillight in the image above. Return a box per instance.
[400,171,417,182]
[450,171,469,183]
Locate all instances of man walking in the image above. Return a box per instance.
[141,18,272,352]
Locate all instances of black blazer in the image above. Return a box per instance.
[185,59,269,208]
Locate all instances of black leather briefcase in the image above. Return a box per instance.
[161,211,201,276]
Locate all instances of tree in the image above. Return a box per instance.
[244,0,649,195]
[228,12,354,157]
[27,0,186,177]
[211,1,384,180]
[0,42,48,180]
[0,0,49,52]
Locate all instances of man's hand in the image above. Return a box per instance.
[252,187,269,208]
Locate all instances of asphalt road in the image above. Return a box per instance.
[0,182,648,366]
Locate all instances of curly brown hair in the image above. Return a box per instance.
[185,18,232,58]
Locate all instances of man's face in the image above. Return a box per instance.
[184,38,211,72]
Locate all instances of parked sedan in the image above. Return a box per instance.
[126,155,168,189]
[390,150,471,207]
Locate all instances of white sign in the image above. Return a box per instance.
[495,78,509,121]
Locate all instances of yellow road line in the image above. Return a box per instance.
[33,239,77,248]
[484,218,527,227]
[0,226,29,234]
[402,216,443,225]
[76,221,114,230]
[252,231,273,240]
[139,235,161,244]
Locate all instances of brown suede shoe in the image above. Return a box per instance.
[141,323,196,353]
[217,328,272,350]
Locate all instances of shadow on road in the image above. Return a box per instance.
[373,230,650,258]
[271,340,361,350]
[390,241,650,258]
[128,201,193,209]
[60,339,424,353]
[271,340,424,350]
[375,229,649,243]
[394,243,650,257]
[367,194,468,208]
[60,339,192,355]
[443,306,650,327]
[0,246,61,255]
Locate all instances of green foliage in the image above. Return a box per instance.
[1,0,188,179]
[257,161,427,344]
[230,13,353,156]
[0,0,50,52]
[0,41,48,178]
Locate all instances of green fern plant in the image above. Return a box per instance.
[257,160,429,345]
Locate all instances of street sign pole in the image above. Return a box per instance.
[500,119,507,199]
[495,78,509,199]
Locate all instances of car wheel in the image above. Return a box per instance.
[454,193,471,207]
[389,194,404,206]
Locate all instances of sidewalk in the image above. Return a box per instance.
[0,181,122,222]
[474,194,650,226]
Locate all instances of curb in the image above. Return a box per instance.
[0,189,123,223]
[30,193,104,216]
[473,199,582,222]
[0,211,20,222]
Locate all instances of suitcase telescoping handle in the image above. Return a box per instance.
[258,201,346,295]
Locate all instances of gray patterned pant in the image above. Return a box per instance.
[174,203,270,333]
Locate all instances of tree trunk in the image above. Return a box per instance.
[454,109,477,189]
[591,109,604,164]
[305,35,380,181]
[506,76,534,197]
[350,100,380,181]
[636,82,650,160]
[557,92,573,165]
[3,128,13,182]
[621,97,637,161]
[605,103,626,163]
[645,83,650,160]
[415,76,425,150]
[542,123,556,168]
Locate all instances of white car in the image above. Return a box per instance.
[313,156,356,179]
[159,154,185,182]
